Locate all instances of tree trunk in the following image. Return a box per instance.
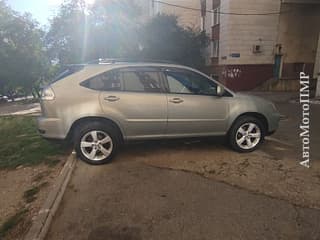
[7,92,15,102]
[32,87,41,99]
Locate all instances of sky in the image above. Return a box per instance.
[7,0,63,25]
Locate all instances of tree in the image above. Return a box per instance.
[137,14,209,69]
[0,0,48,99]
[46,1,208,70]
[46,0,141,65]
[46,1,208,69]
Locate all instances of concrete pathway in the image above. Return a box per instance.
[0,102,40,116]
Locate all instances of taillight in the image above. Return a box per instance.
[41,86,55,101]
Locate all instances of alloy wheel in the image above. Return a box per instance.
[80,130,113,161]
[235,122,261,150]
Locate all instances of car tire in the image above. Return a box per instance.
[74,121,120,165]
[228,116,265,153]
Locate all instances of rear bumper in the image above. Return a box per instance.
[37,117,67,139]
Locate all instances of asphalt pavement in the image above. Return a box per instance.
[46,156,320,240]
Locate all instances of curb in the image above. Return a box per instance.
[24,153,77,240]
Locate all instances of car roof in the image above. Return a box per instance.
[83,62,191,70]
[71,62,199,78]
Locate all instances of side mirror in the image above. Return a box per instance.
[217,85,225,97]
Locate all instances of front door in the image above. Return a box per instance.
[163,68,229,137]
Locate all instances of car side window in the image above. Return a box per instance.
[122,71,162,93]
[165,70,217,95]
[81,70,121,91]
[166,72,193,94]
[101,71,121,91]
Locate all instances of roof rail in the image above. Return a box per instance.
[86,58,177,65]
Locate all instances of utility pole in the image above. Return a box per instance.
[200,0,206,32]
[316,71,320,99]
[151,0,154,16]
[316,33,320,99]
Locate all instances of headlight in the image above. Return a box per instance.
[41,86,55,101]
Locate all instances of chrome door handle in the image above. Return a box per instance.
[169,98,184,104]
[104,96,120,102]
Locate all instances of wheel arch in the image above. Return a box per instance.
[228,112,269,135]
[66,116,124,143]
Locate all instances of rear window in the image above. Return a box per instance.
[81,71,121,91]
[52,65,84,83]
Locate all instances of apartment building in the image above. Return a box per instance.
[136,0,203,29]
[203,0,320,91]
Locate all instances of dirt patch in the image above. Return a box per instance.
[141,140,320,209]
[0,158,64,240]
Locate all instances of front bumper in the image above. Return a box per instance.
[37,117,67,139]
[267,112,281,134]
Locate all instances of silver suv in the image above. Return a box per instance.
[37,60,280,165]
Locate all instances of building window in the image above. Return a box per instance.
[211,40,219,58]
[212,7,220,26]
[150,1,161,16]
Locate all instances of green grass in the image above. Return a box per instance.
[0,208,28,239]
[0,116,65,169]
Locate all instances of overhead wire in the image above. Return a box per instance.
[153,0,290,16]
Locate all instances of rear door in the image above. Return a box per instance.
[163,68,229,136]
[98,67,168,139]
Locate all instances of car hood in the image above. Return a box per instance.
[233,93,272,104]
